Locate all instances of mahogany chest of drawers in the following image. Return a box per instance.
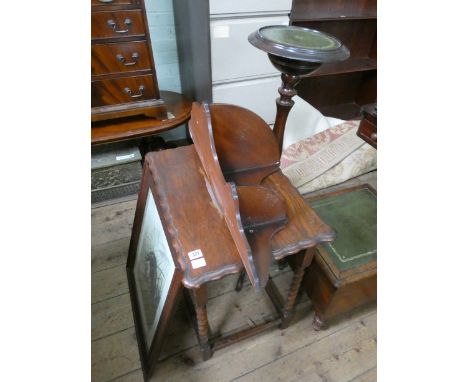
[91,0,167,122]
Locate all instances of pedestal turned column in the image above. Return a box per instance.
[248,26,350,152]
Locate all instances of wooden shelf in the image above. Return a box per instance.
[91,91,192,145]
[305,58,376,78]
[291,15,376,22]
[292,0,376,122]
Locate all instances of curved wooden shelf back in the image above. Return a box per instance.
[188,102,260,290]
[210,104,280,185]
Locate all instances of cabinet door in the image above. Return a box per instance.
[210,16,289,84]
[212,76,281,125]
[209,0,292,15]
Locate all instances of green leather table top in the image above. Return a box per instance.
[307,187,377,273]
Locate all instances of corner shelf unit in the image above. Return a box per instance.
[290,0,376,119]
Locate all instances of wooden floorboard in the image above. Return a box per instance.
[91,171,377,382]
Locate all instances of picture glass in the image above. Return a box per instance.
[134,189,176,350]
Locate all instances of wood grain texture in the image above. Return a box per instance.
[290,0,376,21]
[264,170,336,258]
[92,10,145,40]
[188,102,259,288]
[234,312,376,382]
[92,327,141,381]
[291,0,377,119]
[91,91,191,145]
[237,185,287,287]
[92,264,128,304]
[210,104,280,185]
[92,41,152,76]
[92,74,157,107]
[141,145,244,289]
[91,0,169,123]
[91,0,136,7]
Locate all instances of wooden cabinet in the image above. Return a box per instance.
[91,0,167,122]
[174,0,292,125]
[290,0,377,120]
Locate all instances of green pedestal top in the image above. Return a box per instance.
[307,187,376,273]
[259,27,339,50]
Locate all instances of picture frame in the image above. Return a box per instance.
[126,162,183,381]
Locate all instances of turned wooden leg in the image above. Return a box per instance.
[190,285,212,361]
[280,249,314,329]
[273,73,301,152]
[312,311,328,331]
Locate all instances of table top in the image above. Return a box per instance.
[91,91,192,145]
[145,144,335,289]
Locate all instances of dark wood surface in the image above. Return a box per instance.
[237,185,288,287]
[264,171,336,258]
[210,104,280,185]
[91,91,191,145]
[188,102,259,289]
[91,0,167,122]
[357,103,377,148]
[92,41,152,76]
[92,74,157,107]
[143,145,244,289]
[92,10,146,40]
[126,158,184,381]
[91,0,136,7]
[290,0,377,119]
[290,0,376,21]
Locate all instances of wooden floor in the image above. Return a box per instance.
[91,171,377,382]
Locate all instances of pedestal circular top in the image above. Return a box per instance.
[248,25,349,63]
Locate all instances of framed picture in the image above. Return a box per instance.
[127,166,183,380]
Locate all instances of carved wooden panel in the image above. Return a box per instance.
[188,102,260,289]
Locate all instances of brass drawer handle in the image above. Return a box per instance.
[370,132,377,141]
[98,0,114,3]
[116,52,139,66]
[107,19,132,33]
[124,85,144,98]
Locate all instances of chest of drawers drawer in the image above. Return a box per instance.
[92,74,157,108]
[92,41,152,76]
[92,10,145,40]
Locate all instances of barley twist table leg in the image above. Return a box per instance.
[280,249,315,329]
[280,267,305,329]
[191,285,212,360]
[195,305,212,360]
